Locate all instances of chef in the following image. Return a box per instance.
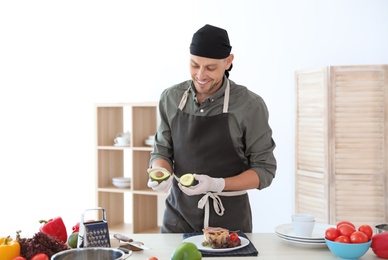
[148,24,277,233]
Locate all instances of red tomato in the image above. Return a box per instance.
[31,254,49,260]
[325,227,340,241]
[338,224,356,237]
[13,257,27,260]
[147,258,158,260]
[358,224,373,240]
[350,231,369,243]
[337,221,355,229]
[334,235,350,243]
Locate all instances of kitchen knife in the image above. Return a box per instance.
[113,233,133,242]
[113,233,151,250]
[125,241,151,250]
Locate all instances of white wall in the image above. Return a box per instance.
[1,0,387,237]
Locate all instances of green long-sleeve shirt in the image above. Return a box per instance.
[150,77,277,190]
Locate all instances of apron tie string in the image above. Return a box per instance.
[197,190,247,228]
[198,192,225,229]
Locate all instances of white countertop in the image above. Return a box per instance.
[110,233,377,259]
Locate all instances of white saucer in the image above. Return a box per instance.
[112,182,131,188]
[114,143,130,147]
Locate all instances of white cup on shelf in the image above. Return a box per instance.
[114,136,129,145]
[114,131,130,146]
[292,213,315,237]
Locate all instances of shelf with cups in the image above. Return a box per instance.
[95,102,164,234]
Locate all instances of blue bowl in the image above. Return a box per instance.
[325,238,372,259]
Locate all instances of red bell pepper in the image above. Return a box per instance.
[371,232,388,259]
[39,217,68,243]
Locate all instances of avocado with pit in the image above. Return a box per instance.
[149,169,170,183]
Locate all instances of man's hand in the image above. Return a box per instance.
[147,167,173,192]
[179,174,225,196]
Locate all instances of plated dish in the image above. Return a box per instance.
[182,235,249,252]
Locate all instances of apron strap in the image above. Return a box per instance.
[223,80,230,113]
[178,88,190,110]
[178,80,231,113]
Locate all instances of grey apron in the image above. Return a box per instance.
[161,80,252,233]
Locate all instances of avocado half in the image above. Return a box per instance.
[149,169,170,183]
[179,173,195,187]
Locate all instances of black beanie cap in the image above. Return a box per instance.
[190,24,232,59]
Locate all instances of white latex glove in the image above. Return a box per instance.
[179,174,225,196]
[147,167,173,192]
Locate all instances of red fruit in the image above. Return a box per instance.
[358,224,373,240]
[371,232,388,259]
[338,224,356,237]
[337,221,355,229]
[31,254,49,260]
[72,219,95,233]
[325,227,340,241]
[350,231,369,243]
[334,235,350,243]
[227,232,241,247]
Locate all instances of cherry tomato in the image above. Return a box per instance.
[325,227,340,241]
[229,232,240,241]
[334,235,350,243]
[338,223,356,237]
[358,224,373,240]
[350,231,369,243]
[337,221,355,229]
[147,257,158,260]
[31,254,49,260]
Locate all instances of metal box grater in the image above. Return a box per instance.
[77,208,111,248]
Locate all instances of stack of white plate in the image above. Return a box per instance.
[274,223,334,248]
[112,177,131,188]
[145,135,155,146]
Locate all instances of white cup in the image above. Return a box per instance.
[114,136,129,145]
[292,213,315,237]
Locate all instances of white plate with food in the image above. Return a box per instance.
[182,235,250,252]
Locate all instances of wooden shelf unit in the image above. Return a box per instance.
[95,102,163,234]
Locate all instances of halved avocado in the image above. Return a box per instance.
[149,169,170,183]
[179,173,195,187]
